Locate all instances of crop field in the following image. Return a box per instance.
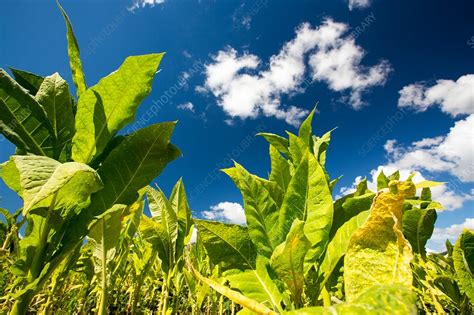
[0,2,473,315]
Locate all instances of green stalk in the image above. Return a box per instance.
[97,219,108,315]
[161,279,169,315]
[218,294,224,315]
[322,285,331,308]
[10,193,58,315]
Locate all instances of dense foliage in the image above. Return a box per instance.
[0,3,472,315]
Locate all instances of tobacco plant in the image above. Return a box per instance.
[191,111,473,314]
[0,2,179,314]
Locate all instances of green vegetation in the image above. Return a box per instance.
[0,3,472,315]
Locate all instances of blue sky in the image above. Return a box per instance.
[0,0,473,251]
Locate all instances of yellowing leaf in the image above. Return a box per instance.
[415,180,445,189]
[344,180,415,302]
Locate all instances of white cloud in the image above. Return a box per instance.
[429,218,474,247]
[348,0,372,10]
[384,114,474,182]
[188,226,197,244]
[202,202,246,225]
[129,0,165,11]
[177,102,195,112]
[339,166,474,211]
[398,74,474,117]
[202,18,391,126]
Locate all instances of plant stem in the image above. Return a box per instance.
[161,280,169,315]
[322,286,331,308]
[10,194,59,315]
[97,219,108,315]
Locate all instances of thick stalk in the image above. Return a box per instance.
[10,194,58,315]
[322,285,331,308]
[29,193,58,282]
[161,280,169,315]
[97,219,108,315]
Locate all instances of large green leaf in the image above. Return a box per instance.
[58,122,179,271]
[402,208,437,258]
[144,186,178,273]
[9,68,44,95]
[169,179,193,260]
[195,219,257,271]
[4,155,102,215]
[278,152,333,267]
[88,204,126,315]
[453,229,474,301]
[139,215,172,272]
[269,145,291,192]
[270,219,310,304]
[88,204,126,268]
[225,257,284,313]
[284,285,417,314]
[318,210,370,288]
[287,133,307,166]
[329,180,375,238]
[87,122,180,217]
[257,132,290,157]
[298,108,315,147]
[189,262,278,315]
[57,0,87,97]
[72,53,164,163]
[344,181,415,302]
[312,129,333,167]
[223,163,279,258]
[35,73,75,160]
[0,69,55,156]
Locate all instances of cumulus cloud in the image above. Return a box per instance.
[188,226,197,244]
[202,202,246,225]
[398,74,474,117]
[429,218,474,247]
[339,166,474,211]
[383,114,474,182]
[129,0,165,11]
[202,18,391,126]
[348,0,371,10]
[177,102,195,112]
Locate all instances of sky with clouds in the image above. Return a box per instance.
[0,0,473,251]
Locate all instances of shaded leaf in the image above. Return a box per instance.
[402,208,437,258]
[453,229,474,300]
[0,70,55,156]
[35,73,75,160]
[270,219,310,304]
[195,219,257,271]
[9,68,44,95]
